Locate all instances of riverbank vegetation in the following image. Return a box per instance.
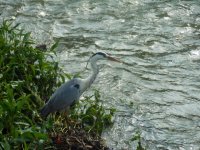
[0,20,115,149]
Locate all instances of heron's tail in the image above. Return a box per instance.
[40,104,50,119]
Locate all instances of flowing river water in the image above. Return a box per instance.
[1,0,200,149]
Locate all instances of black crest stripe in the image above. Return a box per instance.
[92,52,106,58]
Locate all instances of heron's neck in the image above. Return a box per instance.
[82,60,99,92]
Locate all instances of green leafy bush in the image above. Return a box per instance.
[0,20,65,149]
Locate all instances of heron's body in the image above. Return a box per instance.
[40,78,81,117]
[40,52,121,118]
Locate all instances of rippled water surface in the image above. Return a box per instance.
[1,0,200,149]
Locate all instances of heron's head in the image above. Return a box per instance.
[90,52,121,62]
[85,52,122,70]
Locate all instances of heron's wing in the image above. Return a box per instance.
[47,78,81,112]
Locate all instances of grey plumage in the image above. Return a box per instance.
[40,78,81,118]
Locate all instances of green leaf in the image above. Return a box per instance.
[50,40,59,52]
[16,94,30,111]
[0,140,10,150]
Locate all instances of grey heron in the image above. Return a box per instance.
[40,52,121,118]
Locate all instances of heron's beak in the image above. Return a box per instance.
[107,56,122,63]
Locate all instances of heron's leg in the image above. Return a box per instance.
[60,107,71,126]
[60,107,70,117]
